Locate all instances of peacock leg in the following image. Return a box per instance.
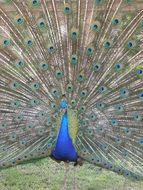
[61,162,70,190]
[72,165,79,190]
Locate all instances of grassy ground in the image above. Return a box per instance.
[0,158,143,190]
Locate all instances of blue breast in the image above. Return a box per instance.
[52,112,78,162]
[60,100,68,109]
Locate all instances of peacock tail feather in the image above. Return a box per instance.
[0,0,143,180]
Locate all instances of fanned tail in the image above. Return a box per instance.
[0,0,142,180]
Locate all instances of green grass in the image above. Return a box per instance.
[0,158,143,190]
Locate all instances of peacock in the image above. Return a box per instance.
[0,0,143,181]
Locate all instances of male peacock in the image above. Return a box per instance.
[0,0,143,181]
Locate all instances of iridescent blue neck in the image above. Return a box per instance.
[51,112,78,162]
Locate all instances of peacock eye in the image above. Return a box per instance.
[16,16,24,25]
[64,6,72,14]
[115,104,124,113]
[70,99,76,108]
[139,92,143,100]
[15,59,25,68]
[28,40,32,45]
[115,136,122,144]
[96,102,106,110]
[132,112,142,121]
[80,89,88,98]
[37,128,45,136]
[66,83,74,93]
[139,139,143,145]
[51,88,60,97]
[127,40,136,49]
[135,66,143,78]
[137,70,142,74]
[86,47,94,56]
[65,7,69,11]
[32,0,40,7]
[79,106,86,113]
[71,31,79,40]
[94,24,97,28]
[17,18,21,22]
[4,40,7,44]
[92,63,101,72]
[46,118,52,126]
[0,122,7,129]
[81,120,88,127]
[114,19,119,24]
[20,140,27,146]
[48,45,56,53]
[24,38,34,47]
[111,119,118,126]
[70,55,78,65]
[55,70,64,79]
[9,132,17,141]
[37,18,46,29]
[39,62,49,71]
[114,63,123,72]
[31,82,40,91]
[98,86,107,93]
[77,74,85,82]
[4,40,9,45]
[91,21,101,32]
[33,0,37,4]
[26,123,34,130]
[89,113,97,121]
[117,65,120,68]
[112,18,120,26]
[2,39,10,47]
[51,102,57,109]
[128,42,132,47]
[106,42,110,46]
[15,114,23,123]
[101,87,104,91]
[95,0,104,5]
[120,88,129,98]
[11,100,21,108]
[40,22,44,27]
[70,31,79,40]
[104,41,112,49]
